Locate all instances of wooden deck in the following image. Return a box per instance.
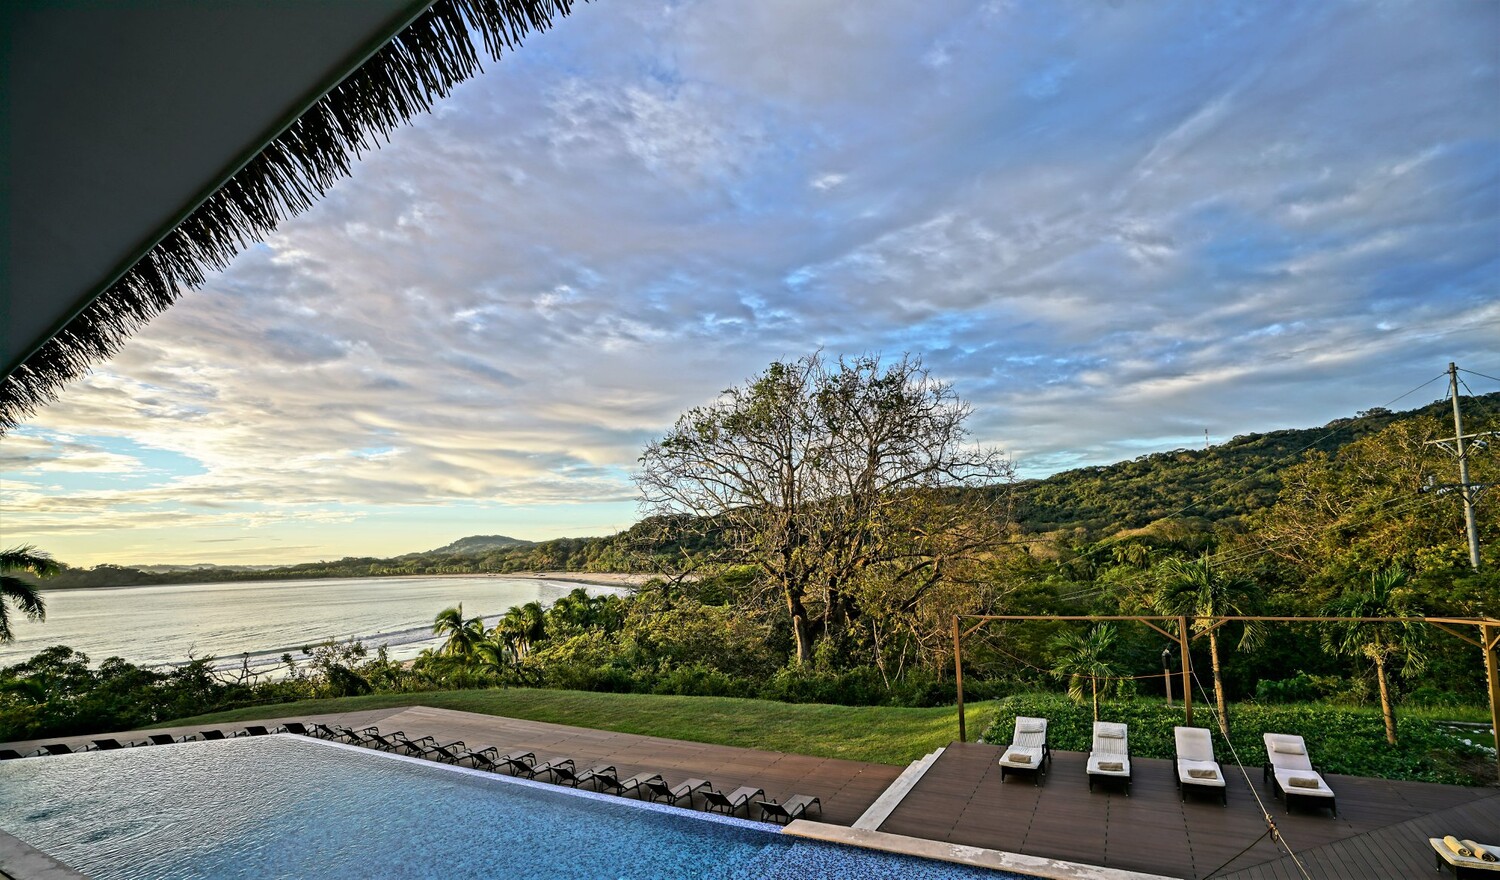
[878,742,1500,879]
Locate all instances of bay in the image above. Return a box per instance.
[0,575,623,670]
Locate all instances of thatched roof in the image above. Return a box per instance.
[0,0,577,433]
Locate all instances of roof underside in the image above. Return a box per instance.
[0,0,576,432]
[2,0,423,377]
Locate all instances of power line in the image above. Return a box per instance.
[1459,368,1500,385]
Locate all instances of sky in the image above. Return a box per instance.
[2,0,1498,567]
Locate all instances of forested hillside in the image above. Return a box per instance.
[1008,394,1497,533]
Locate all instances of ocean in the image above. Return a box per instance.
[0,575,623,671]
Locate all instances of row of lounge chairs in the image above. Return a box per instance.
[0,724,280,759]
[4,720,827,824]
[297,722,824,825]
[996,716,1337,815]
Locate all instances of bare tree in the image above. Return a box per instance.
[635,353,1013,664]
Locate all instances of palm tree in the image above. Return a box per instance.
[1,545,55,643]
[432,604,485,658]
[548,588,597,629]
[1322,568,1425,745]
[1050,624,1124,722]
[1151,553,1263,733]
[497,601,549,658]
[471,632,515,676]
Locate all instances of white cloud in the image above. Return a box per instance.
[5,0,1498,560]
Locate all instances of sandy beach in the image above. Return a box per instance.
[492,575,663,587]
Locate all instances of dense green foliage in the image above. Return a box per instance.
[981,694,1491,785]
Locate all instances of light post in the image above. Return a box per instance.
[1162,647,1173,708]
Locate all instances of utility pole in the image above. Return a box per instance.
[1426,363,1488,570]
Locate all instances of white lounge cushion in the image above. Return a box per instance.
[999,745,1044,768]
[1174,726,1216,763]
[1273,768,1334,797]
[1011,717,1048,749]
[1263,734,1315,771]
[1177,759,1225,787]
[1087,754,1130,776]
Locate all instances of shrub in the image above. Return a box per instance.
[980,693,1490,786]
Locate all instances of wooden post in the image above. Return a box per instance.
[1485,623,1500,780]
[954,616,967,743]
[1178,615,1193,728]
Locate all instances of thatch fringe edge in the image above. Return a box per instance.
[0,0,577,433]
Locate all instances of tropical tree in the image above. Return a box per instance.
[432,604,485,658]
[471,632,515,676]
[496,601,547,658]
[1,545,55,643]
[1049,624,1124,722]
[1322,568,1425,744]
[1150,553,1263,733]
[636,352,1012,664]
[548,588,599,631]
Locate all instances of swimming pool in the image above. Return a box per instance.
[0,735,1022,879]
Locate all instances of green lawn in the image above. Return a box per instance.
[162,689,996,766]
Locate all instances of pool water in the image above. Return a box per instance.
[0,735,1019,879]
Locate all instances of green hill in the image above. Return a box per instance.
[1008,392,1498,535]
[422,535,535,555]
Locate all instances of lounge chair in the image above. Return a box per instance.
[88,738,140,750]
[391,733,437,756]
[1429,836,1500,877]
[198,730,227,741]
[275,722,312,736]
[997,716,1050,785]
[703,785,764,816]
[644,777,711,807]
[234,725,271,737]
[477,750,537,776]
[1086,722,1131,795]
[0,749,24,760]
[593,770,662,798]
[146,733,188,746]
[328,725,377,744]
[562,763,616,789]
[528,757,575,781]
[1174,726,1226,805]
[1262,733,1336,816]
[28,743,73,756]
[361,729,409,752]
[420,740,468,764]
[306,722,341,739]
[757,795,821,825]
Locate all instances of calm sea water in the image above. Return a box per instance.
[0,575,619,670]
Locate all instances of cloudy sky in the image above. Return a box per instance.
[3,0,1498,567]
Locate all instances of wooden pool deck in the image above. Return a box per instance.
[876,741,1500,879]
[6,708,1496,879]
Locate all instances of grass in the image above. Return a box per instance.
[160,688,998,767]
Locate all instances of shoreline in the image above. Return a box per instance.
[447,571,662,589]
[35,570,665,593]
